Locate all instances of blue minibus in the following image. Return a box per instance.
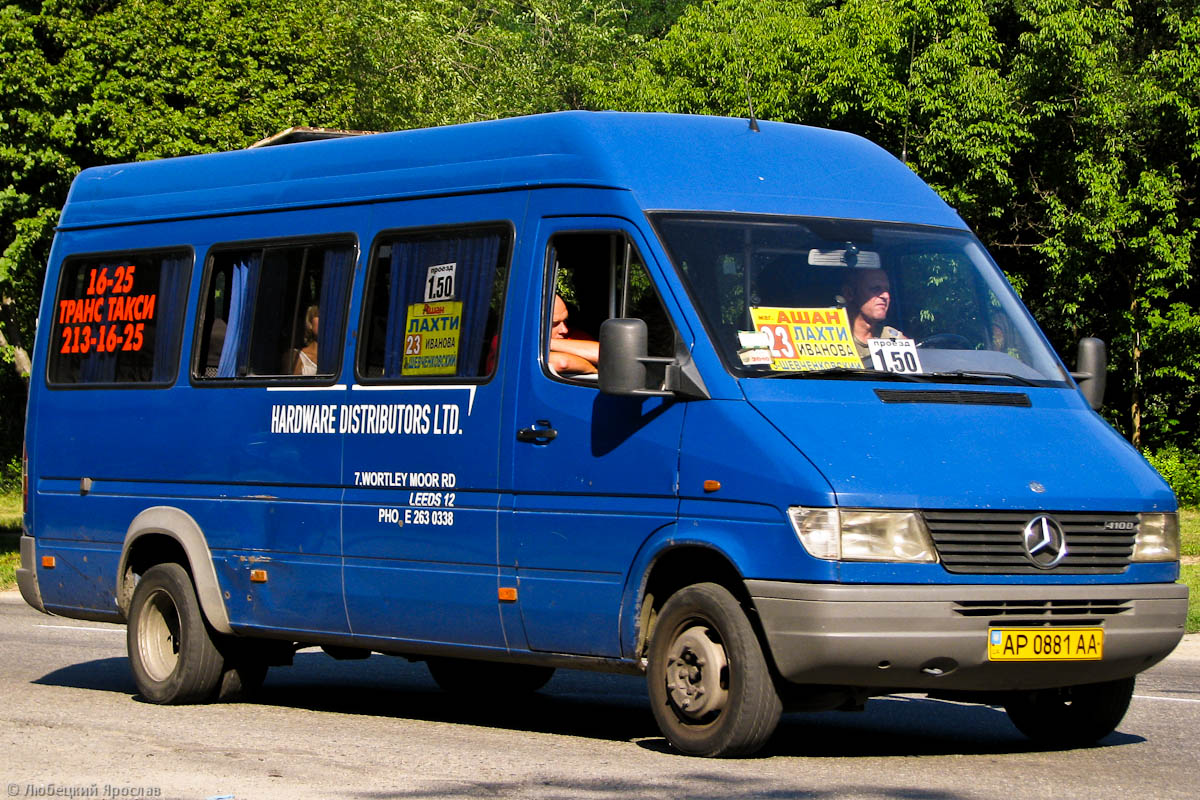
[17,111,1188,756]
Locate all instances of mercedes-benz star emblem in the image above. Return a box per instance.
[1022,515,1067,568]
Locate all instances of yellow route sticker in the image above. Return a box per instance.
[402,300,462,376]
[749,307,861,371]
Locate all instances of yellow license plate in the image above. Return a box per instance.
[987,627,1104,661]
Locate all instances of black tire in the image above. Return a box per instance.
[647,582,782,757]
[1004,677,1135,747]
[426,657,555,695]
[126,562,225,704]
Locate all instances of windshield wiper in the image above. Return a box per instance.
[754,368,925,382]
[750,368,1044,386]
[928,369,1041,387]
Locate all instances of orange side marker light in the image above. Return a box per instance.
[41,555,56,569]
[250,569,268,583]
[498,587,518,602]
[703,480,722,493]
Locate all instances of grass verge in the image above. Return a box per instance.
[1182,508,1199,633]
[1181,564,1200,635]
[1182,507,1199,556]
[1,488,20,591]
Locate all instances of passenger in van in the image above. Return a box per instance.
[992,314,1016,352]
[843,268,905,367]
[291,305,319,376]
[548,294,599,375]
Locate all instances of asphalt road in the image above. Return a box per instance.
[1,590,1197,800]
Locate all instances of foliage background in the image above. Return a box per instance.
[2,0,1199,495]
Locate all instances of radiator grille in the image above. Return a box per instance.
[925,510,1137,574]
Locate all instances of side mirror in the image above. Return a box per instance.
[598,318,711,400]
[1071,337,1106,411]
[598,318,650,396]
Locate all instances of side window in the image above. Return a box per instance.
[193,239,355,380]
[47,249,192,386]
[546,232,676,382]
[358,224,511,380]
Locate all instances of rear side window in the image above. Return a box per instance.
[47,250,192,386]
[358,224,511,380]
[194,239,356,380]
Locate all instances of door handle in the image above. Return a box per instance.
[517,419,558,445]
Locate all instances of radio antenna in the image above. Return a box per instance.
[736,21,759,133]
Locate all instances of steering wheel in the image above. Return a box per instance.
[917,333,972,350]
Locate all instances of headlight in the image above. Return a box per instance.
[1133,512,1180,561]
[788,507,937,562]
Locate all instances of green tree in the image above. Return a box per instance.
[0,0,654,461]
[590,0,1200,451]
[0,0,360,456]
[994,0,1200,449]
[333,0,639,130]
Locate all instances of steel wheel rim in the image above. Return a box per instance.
[139,588,181,683]
[663,623,729,721]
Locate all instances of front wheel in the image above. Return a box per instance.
[126,562,225,704]
[647,583,782,757]
[1004,677,1135,747]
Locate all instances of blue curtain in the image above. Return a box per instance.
[317,247,354,375]
[382,232,501,378]
[152,254,189,383]
[456,235,500,377]
[382,243,418,377]
[216,255,261,378]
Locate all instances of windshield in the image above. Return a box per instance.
[653,214,1070,386]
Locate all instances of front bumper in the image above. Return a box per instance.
[748,580,1188,691]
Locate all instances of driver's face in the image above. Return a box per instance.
[853,269,891,324]
[551,296,569,339]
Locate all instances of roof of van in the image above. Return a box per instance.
[59,111,965,231]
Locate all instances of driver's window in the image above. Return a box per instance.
[545,232,675,383]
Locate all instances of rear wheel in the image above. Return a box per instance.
[647,583,782,757]
[1004,677,1135,747]
[426,657,555,695]
[126,562,225,704]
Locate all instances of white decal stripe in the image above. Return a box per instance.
[265,384,348,392]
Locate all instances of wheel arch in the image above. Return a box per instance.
[621,532,756,662]
[117,506,232,635]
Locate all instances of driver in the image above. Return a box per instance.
[548,294,599,374]
[842,268,905,367]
